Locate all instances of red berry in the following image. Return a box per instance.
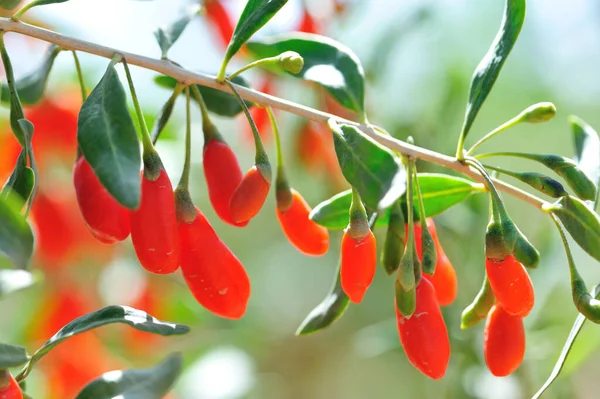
[340,230,376,303]
[0,372,23,399]
[486,255,534,317]
[395,277,450,380]
[179,207,251,319]
[73,156,130,243]
[130,169,180,274]
[204,0,234,48]
[229,165,270,223]
[484,304,526,376]
[276,189,329,256]
[203,138,248,227]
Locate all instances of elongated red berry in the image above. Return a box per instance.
[203,138,247,227]
[0,371,22,399]
[395,277,450,379]
[73,156,130,243]
[204,0,234,48]
[486,255,534,317]
[179,207,250,319]
[484,304,525,376]
[276,189,329,256]
[229,165,271,223]
[340,230,376,303]
[413,219,457,306]
[130,169,180,274]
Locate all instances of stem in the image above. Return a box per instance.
[12,1,36,21]
[178,88,192,191]
[228,56,280,80]
[466,116,521,156]
[466,158,507,221]
[267,107,284,176]
[189,84,213,131]
[71,50,87,102]
[413,161,428,223]
[405,158,415,249]
[0,17,548,210]
[121,58,154,154]
[475,152,535,161]
[456,132,466,161]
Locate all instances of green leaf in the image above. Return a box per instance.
[0,343,28,368]
[548,196,600,262]
[154,74,253,117]
[150,88,180,144]
[460,0,526,140]
[78,62,141,209]
[0,269,37,299]
[154,5,200,59]
[75,353,182,399]
[0,196,34,269]
[310,173,479,229]
[222,0,288,66]
[0,0,22,10]
[0,35,26,147]
[532,284,600,399]
[21,306,189,379]
[0,150,35,206]
[329,120,405,210]
[1,45,61,105]
[570,116,600,206]
[247,33,366,114]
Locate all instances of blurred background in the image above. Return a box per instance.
[1,0,600,398]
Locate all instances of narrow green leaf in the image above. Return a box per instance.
[1,45,61,105]
[0,34,26,147]
[570,116,600,206]
[75,353,182,399]
[153,74,253,117]
[329,120,405,210]
[310,173,479,229]
[548,196,600,262]
[460,0,526,140]
[0,269,37,299]
[154,5,200,59]
[222,0,288,67]
[0,343,28,369]
[0,196,34,269]
[247,33,366,113]
[151,87,181,144]
[78,62,141,209]
[0,150,34,206]
[532,285,600,399]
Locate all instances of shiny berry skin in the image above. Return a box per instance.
[179,207,251,319]
[73,156,131,243]
[130,169,180,274]
[484,304,526,377]
[276,189,329,256]
[486,255,534,317]
[413,219,458,306]
[0,372,22,399]
[340,230,376,303]
[203,138,247,227]
[229,165,270,223]
[395,277,450,380]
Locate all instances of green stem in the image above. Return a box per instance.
[456,132,467,161]
[466,158,506,221]
[266,107,284,177]
[121,58,154,154]
[225,80,268,166]
[405,158,416,251]
[466,116,521,156]
[216,53,231,83]
[413,162,428,223]
[177,88,192,191]
[12,1,37,20]
[189,84,213,131]
[71,51,87,102]
[228,56,280,80]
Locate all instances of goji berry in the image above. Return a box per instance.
[486,254,534,317]
[0,371,22,399]
[340,229,376,303]
[179,206,251,319]
[395,277,450,380]
[243,80,272,144]
[484,304,525,377]
[229,165,271,223]
[276,189,329,256]
[204,0,234,49]
[73,156,131,243]
[203,137,248,227]
[298,9,319,34]
[130,168,180,274]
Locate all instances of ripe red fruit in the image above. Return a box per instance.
[179,207,251,319]
[395,277,450,379]
[276,189,329,256]
[484,304,526,377]
[413,219,458,306]
[298,9,319,33]
[130,169,180,274]
[203,138,248,227]
[73,156,131,243]
[0,372,23,399]
[229,165,271,223]
[486,255,534,317]
[204,0,234,48]
[340,230,376,303]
